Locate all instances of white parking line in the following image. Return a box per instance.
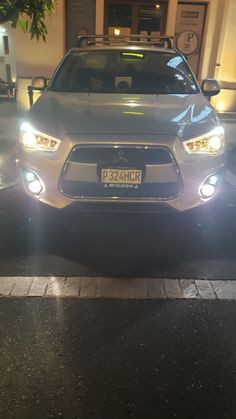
[1,277,236,300]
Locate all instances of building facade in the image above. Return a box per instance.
[0,24,16,86]
[0,0,235,113]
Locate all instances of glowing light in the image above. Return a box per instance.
[215,100,225,112]
[127,102,139,108]
[155,4,160,8]
[25,171,36,182]
[123,97,141,100]
[0,27,6,33]
[184,126,224,154]
[209,136,222,152]
[20,122,32,132]
[114,28,120,36]
[24,169,44,195]
[20,123,61,151]
[28,179,43,195]
[22,131,36,148]
[208,175,218,186]
[121,52,144,59]
[200,184,215,198]
[123,111,144,115]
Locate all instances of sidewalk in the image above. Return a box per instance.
[0,100,22,189]
[0,100,19,139]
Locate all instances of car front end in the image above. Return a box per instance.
[18,46,226,213]
[18,97,225,213]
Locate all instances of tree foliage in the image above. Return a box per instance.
[0,0,55,41]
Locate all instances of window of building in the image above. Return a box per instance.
[5,64,11,83]
[106,1,167,36]
[108,4,132,28]
[3,36,9,55]
[138,5,162,34]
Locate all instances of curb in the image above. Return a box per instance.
[0,277,236,300]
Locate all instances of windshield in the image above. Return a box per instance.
[50,50,199,95]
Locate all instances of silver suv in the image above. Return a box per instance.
[19,35,225,212]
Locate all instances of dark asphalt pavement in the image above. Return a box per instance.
[1,183,236,278]
[1,298,236,419]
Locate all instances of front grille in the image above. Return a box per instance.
[60,145,181,200]
[69,146,173,165]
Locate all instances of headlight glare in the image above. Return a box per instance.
[208,135,222,152]
[184,127,224,154]
[20,123,60,152]
[22,131,37,149]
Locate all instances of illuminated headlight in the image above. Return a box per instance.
[184,127,225,155]
[20,123,61,152]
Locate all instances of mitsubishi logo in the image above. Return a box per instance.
[113,148,129,163]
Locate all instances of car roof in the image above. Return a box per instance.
[69,45,177,55]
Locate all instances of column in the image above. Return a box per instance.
[165,0,178,37]
[95,0,105,34]
[208,0,230,78]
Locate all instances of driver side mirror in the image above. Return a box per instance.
[28,76,48,107]
[202,79,220,97]
[31,76,47,92]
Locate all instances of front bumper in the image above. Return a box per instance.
[18,133,226,212]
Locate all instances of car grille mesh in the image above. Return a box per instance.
[69,146,173,165]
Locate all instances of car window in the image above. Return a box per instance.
[50,50,199,95]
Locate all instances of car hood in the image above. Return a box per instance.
[28,91,219,141]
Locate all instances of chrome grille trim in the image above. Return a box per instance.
[59,144,183,201]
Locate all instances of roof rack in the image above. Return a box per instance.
[76,34,173,49]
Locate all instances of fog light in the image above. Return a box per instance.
[28,179,43,195]
[208,175,218,186]
[24,169,44,196]
[25,171,36,182]
[199,173,221,199]
[200,183,215,198]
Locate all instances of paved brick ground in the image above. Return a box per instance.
[1,276,236,300]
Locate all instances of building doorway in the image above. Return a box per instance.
[105,1,168,37]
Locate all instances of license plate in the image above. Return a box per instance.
[101,168,142,184]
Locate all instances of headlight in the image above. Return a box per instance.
[20,123,61,152]
[183,127,225,154]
